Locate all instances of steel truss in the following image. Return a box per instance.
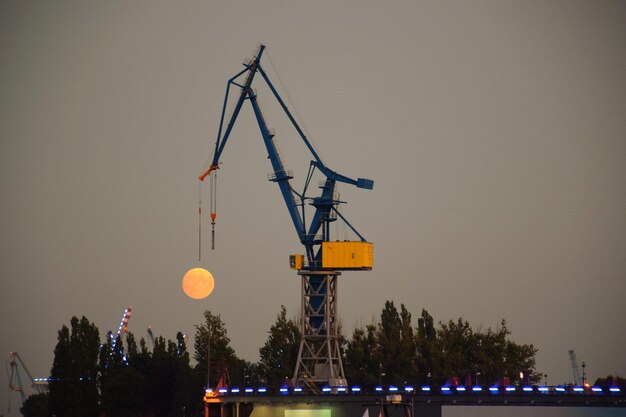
[293,271,347,392]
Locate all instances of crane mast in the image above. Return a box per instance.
[199,45,374,391]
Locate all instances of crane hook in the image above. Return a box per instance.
[211,212,216,250]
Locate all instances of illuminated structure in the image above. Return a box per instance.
[203,384,625,417]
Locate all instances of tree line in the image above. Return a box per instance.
[344,301,540,388]
[20,302,540,417]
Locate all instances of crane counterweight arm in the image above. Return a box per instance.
[311,161,374,190]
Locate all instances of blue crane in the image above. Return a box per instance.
[199,45,374,390]
[199,44,373,268]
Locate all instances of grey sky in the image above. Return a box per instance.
[1,1,625,414]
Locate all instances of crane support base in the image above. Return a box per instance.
[293,271,347,392]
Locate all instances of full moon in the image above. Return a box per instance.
[182,268,215,300]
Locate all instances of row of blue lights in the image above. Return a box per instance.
[423,385,622,395]
[32,377,92,382]
[207,385,622,396]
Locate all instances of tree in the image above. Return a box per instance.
[99,331,147,417]
[171,331,193,417]
[399,305,416,368]
[49,316,100,417]
[20,392,50,417]
[99,330,196,417]
[429,318,540,386]
[471,320,539,385]
[345,302,417,389]
[415,308,437,384]
[377,301,416,385]
[194,311,239,390]
[434,318,474,384]
[344,323,379,388]
[345,302,541,390]
[258,305,301,389]
[99,364,146,417]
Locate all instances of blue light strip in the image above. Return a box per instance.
[201,384,626,397]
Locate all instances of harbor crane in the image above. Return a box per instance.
[569,350,587,387]
[5,352,47,412]
[147,326,156,350]
[199,45,374,391]
[105,306,132,367]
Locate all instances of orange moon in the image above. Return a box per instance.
[182,268,215,300]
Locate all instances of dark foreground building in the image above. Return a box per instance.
[204,386,625,417]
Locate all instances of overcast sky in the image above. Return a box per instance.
[1,1,625,414]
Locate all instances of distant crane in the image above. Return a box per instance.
[147,326,156,350]
[106,306,132,366]
[5,352,47,413]
[569,349,583,385]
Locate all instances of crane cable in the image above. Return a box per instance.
[210,172,217,250]
[198,171,218,261]
[198,181,202,261]
[265,49,324,165]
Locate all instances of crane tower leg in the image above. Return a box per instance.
[293,271,347,392]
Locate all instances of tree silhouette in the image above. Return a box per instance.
[345,302,540,390]
[49,316,100,417]
[258,305,301,389]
